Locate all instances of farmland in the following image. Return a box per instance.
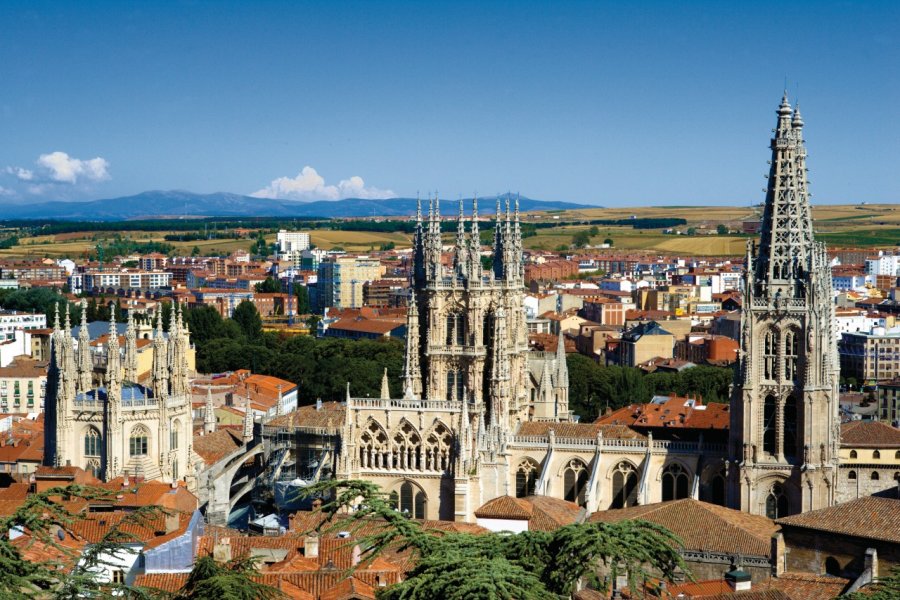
[0,203,895,259]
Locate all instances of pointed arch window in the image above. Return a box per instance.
[515,459,539,498]
[662,463,690,501]
[765,482,789,519]
[784,330,799,382]
[563,459,589,506]
[170,420,181,451]
[396,481,427,519]
[392,421,422,471]
[85,458,101,479]
[783,395,797,459]
[763,330,776,380]
[446,370,464,401]
[708,472,726,506]
[129,425,149,456]
[425,422,453,472]
[610,462,638,509]
[763,395,778,456]
[84,427,102,457]
[360,420,389,469]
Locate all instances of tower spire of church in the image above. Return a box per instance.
[402,294,422,399]
[77,299,92,393]
[380,368,390,399]
[204,386,216,434]
[242,391,254,444]
[468,194,481,279]
[105,313,121,393]
[151,309,169,399]
[455,198,468,279]
[124,309,137,383]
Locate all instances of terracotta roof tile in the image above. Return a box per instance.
[840,421,900,448]
[776,496,900,544]
[516,421,646,440]
[266,402,346,432]
[589,499,777,557]
[193,428,243,464]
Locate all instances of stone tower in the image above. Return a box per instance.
[730,94,839,518]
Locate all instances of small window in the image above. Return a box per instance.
[848,470,856,480]
[849,450,858,459]
[112,570,125,585]
[871,472,880,481]
[873,450,881,459]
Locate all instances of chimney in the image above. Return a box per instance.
[122,471,130,487]
[771,533,785,576]
[725,568,752,592]
[213,537,232,562]
[865,547,879,581]
[316,397,323,411]
[164,512,180,534]
[303,532,319,559]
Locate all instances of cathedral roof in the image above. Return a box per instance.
[474,495,583,531]
[516,421,646,440]
[589,499,778,558]
[193,428,243,464]
[266,402,346,433]
[776,496,900,544]
[840,420,900,448]
[597,396,730,431]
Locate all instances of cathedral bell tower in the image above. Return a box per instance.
[730,94,839,518]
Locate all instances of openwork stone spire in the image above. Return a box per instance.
[151,309,169,399]
[77,299,92,393]
[204,386,216,434]
[124,309,137,383]
[242,391,254,444]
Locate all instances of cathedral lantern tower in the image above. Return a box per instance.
[730,94,839,518]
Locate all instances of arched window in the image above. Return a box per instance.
[763,395,777,456]
[392,421,422,471]
[446,371,464,401]
[763,330,776,380]
[129,426,149,457]
[84,427,101,457]
[702,471,726,506]
[515,459,539,498]
[396,481,427,519]
[445,313,466,346]
[848,470,857,480]
[662,463,690,501]
[170,420,180,451]
[871,471,880,481]
[563,459,588,506]
[425,422,454,473]
[359,420,388,469]
[610,462,638,509]
[172,459,178,480]
[765,482,789,519]
[850,450,858,459]
[784,330,799,382]
[873,450,881,459]
[895,451,900,460]
[783,395,797,459]
[85,458,101,479]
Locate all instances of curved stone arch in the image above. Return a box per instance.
[604,458,639,482]
[423,420,454,472]
[559,456,590,506]
[514,456,542,498]
[128,423,151,457]
[652,458,693,483]
[388,478,428,519]
[82,425,102,458]
[359,418,390,469]
[658,460,693,501]
[390,417,422,442]
[755,474,797,519]
[555,455,590,478]
[699,459,728,505]
[391,418,422,470]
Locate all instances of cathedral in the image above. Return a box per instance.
[337,94,841,522]
[44,302,194,487]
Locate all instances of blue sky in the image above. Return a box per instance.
[1,1,898,206]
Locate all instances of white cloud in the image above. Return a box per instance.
[5,166,34,181]
[0,186,15,197]
[36,151,109,183]
[252,165,394,201]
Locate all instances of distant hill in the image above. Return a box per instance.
[0,191,590,221]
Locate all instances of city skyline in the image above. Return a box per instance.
[1,1,898,207]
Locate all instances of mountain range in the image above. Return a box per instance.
[0,190,590,221]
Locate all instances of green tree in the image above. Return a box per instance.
[185,305,227,345]
[192,245,201,256]
[572,230,591,248]
[232,300,263,340]
[588,226,600,237]
[717,224,728,235]
[173,555,282,600]
[294,284,311,315]
[254,277,282,293]
[842,566,900,599]
[300,480,688,600]
[687,227,697,235]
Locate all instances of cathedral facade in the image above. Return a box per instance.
[44,303,194,487]
[337,94,841,522]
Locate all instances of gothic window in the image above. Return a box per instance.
[784,330,799,381]
[763,395,777,456]
[445,313,466,346]
[848,470,856,480]
[873,450,881,459]
[446,370,464,401]
[170,420,180,451]
[850,450,858,459]
[84,427,101,457]
[709,472,726,506]
[515,459,540,498]
[396,481,427,519]
[129,425,149,456]
[783,395,797,459]
[610,462,638,509]
[765,482,789,519]
[661,463,690,501]
[360,420,389,469]
[763,330,776,380]
[392,421,422,471]
[172,459,178,480]
[425,422,453,472]
[85,459,101,479]
[871,471,880,481]
[895,451,900,460]
[563,459,589,506]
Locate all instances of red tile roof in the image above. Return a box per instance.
[840,421,900,448]
[776,496,900,544]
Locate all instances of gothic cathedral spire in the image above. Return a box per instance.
[731,95,839,519]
